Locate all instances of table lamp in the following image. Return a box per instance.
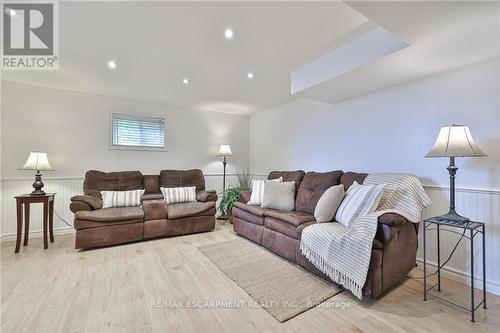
[21,152,53,195]
[217,144,234,220]
[425,125,487,223]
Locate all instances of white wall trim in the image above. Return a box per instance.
[0,226,75,244]
[416,258,500,296]
[0,173,239,182]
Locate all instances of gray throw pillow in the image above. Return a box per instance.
[314,184,345,222]
[261,180,295,211]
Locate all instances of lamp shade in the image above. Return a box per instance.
[21,152,53,171]
[216,144,234,158]
[425,125,487,158]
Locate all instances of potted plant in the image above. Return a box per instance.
[218,170,252,223]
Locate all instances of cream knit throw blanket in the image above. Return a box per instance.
[300,173,431,299]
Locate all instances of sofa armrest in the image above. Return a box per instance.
[70,195,103,211]
[375,213,410,245]
[239,190,252,204]
[196,190,218,202]
[142,200,168,220]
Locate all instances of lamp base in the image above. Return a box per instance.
[434,210,470,224]
[31,171,45,196]
[30,189,46,196]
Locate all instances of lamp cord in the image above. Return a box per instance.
[54,209,74,228]
[407,222,469,279]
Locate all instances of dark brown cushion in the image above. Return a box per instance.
[232,204,265,225]
[143,175,161,194]
[233,202,267,217]
[141,193,164,201]
[167,201,216,219]
[160,169,206,193]
[268,170,305,191]
[75,207,144,222]
[265,210,315,227]
[340,172,368,191]
[142,200,168,220]
[71,195,103,209]
[83,170,143,198]
[295,171,343,214]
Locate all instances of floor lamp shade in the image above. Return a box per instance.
[218,145,233,220]
[21,152,54,195]
[425,125,487,223]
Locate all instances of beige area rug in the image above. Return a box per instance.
[198,238,343,322]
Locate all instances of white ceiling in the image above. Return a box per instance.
[2,1,499,115]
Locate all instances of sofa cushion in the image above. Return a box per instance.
[167,201,216,219]
[101,189,145,208]
[143,175,161,194]
[75,207,144,222]
[83,170,143,198]
[232,204,265,225]
[161,186,196,204]
[233,201,267,217]
[265,210,315,227]
[295,171,343,214]
[268,170,305,191]
[340,171,368,191]
[261,180,295,211]
[160,169,206,193]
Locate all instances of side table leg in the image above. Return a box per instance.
[23,204,30,246]
[437,224,441,291]
[482,225,486,309]
[471,228,475,322]
[423,221,427,301]
[49,199,54,243]
[15,200,22,253]
[43,200,48,249]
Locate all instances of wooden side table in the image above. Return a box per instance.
[15,193,56,253]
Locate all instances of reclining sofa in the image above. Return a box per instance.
[232,170,419,299]
[70,169,217,249]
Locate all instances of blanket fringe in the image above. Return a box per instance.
[300,241,363,300]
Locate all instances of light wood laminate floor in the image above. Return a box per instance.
[1,221,498,333]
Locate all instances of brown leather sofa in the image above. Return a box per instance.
[70,169,217,249]
[232,170,419,299]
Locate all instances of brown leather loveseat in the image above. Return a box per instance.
[232,170,419,299]
[70,169,217,249]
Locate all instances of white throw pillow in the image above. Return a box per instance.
[101,189,145,208]
[247,177,282,206]
[314,184,345,223]
[160,186,197,204]
[335,181,386,228]
[261,181,295,211]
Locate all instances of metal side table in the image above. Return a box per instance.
[423,217,486,322]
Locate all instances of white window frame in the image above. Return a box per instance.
[108,111,167,151]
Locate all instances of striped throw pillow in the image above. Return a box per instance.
[161,186,197,205]
[247,177,282,206]
[101,189,145,208]
[335,181,386,228]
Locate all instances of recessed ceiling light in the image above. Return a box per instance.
[247,72,254,79]
[107,60,117,69]
[224,28,234,40]
[182,78,189,85]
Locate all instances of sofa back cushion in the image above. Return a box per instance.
[143,175,161,194]
[160,169,205,193]
[340,172,369,191]
[268,170,305,191]
[295,171,343,214]
[83,170,144,198]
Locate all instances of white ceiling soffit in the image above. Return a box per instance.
[296,0,500,104]
[291,26,409,95]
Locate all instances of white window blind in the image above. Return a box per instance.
[111,113,165,149]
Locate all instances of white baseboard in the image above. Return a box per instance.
[0,226,75,244]
[416,258,500,296]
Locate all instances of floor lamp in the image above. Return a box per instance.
[425,125,487,223]
[217,144,234,220]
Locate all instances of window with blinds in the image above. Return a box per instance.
[111,113,166,149]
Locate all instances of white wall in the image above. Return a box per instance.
[250,58,500,295]
[251,58,499,191]
[1,82,249,238]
